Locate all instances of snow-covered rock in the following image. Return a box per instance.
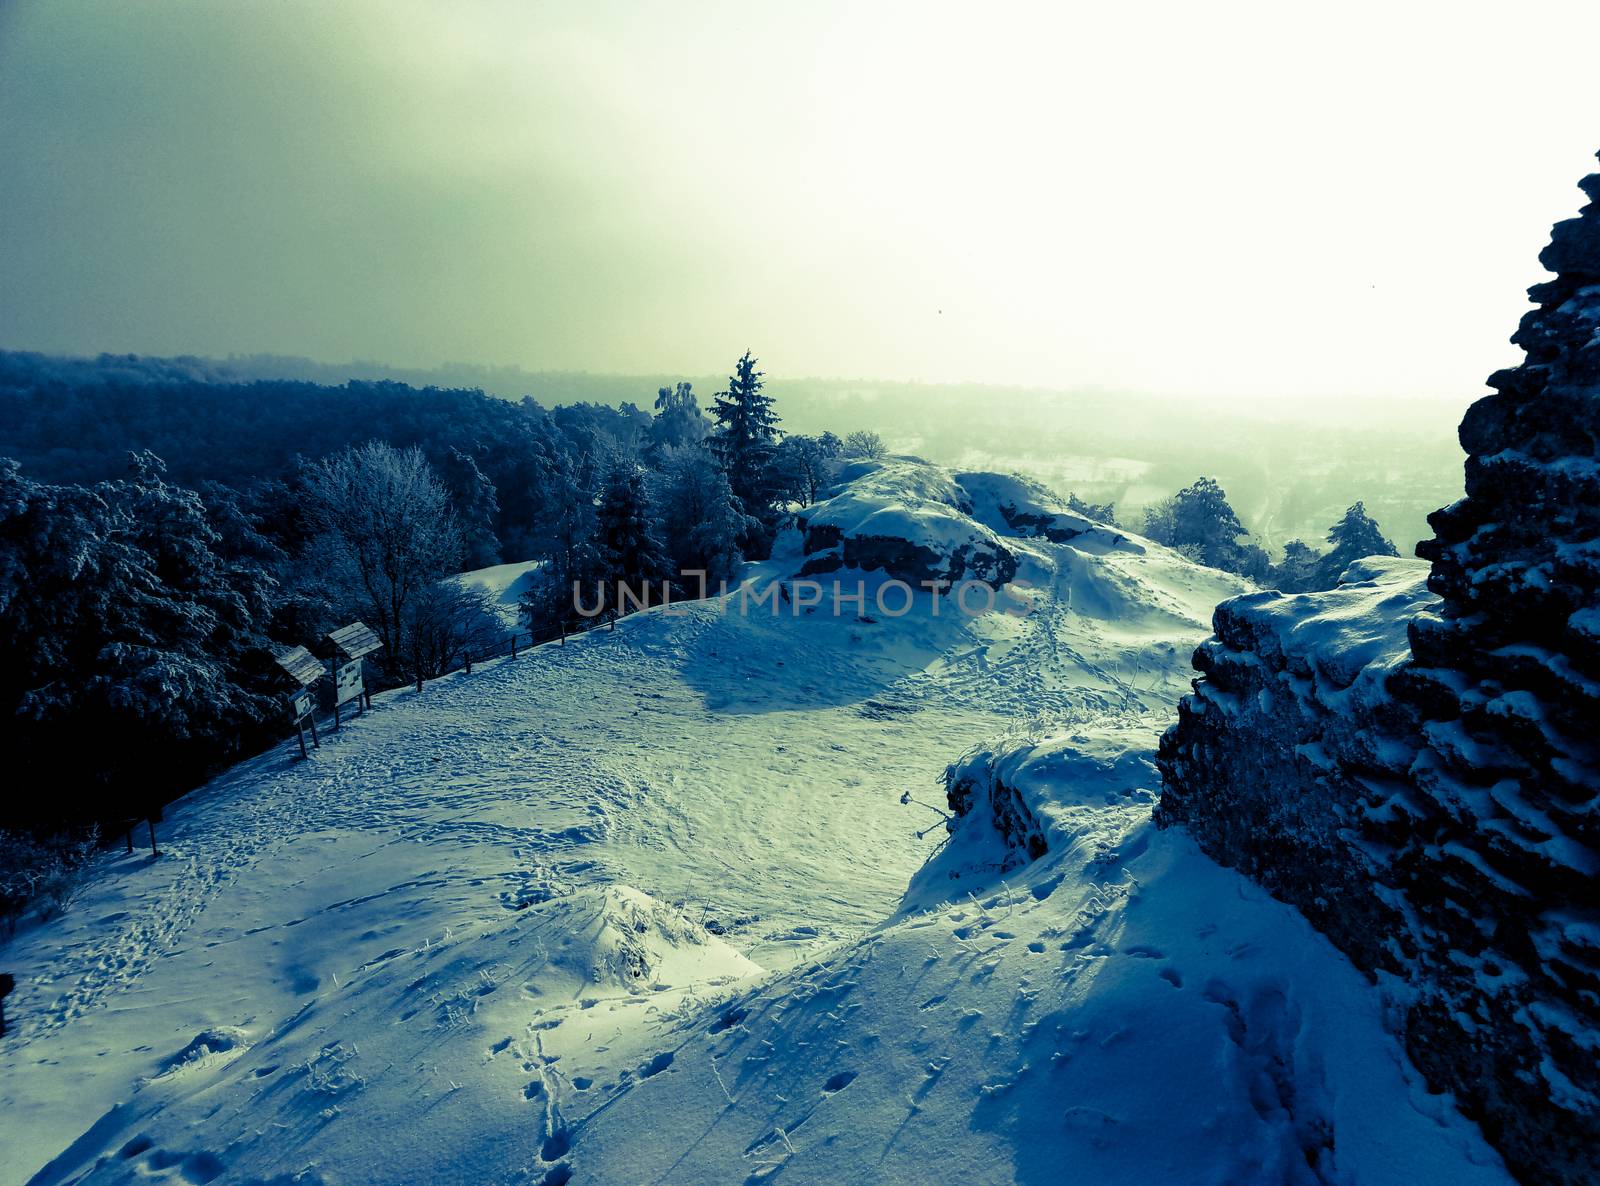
[798,458,1018,589]
[1158,158,1600,1186]
[956,470,1137,553]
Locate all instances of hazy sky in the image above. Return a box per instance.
[2,1,1597,401]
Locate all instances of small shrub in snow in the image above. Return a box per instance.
[0,825,99,929]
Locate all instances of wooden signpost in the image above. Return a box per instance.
[273,644,326,759]
[326,622,382,729]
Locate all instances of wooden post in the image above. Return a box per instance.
[560,622,566,646]
[308,714,320,748]
[416,671,424,693]
[295,721,308,760]
[511,633,517,660]
[125,825,134,854]
[147,818,160,859]
[465,651,472,675]
[333,699,341,731]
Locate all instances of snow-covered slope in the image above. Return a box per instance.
[0,460,1508,1186]
[456,559,543,627]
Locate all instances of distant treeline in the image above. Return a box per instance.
[0,348,651,562]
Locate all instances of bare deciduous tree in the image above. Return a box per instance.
[304,443,464,675]
[841,430,887,459]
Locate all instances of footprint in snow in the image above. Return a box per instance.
[638,1050,674,1078]
[542,1129,572,1161]
[822,1070,857,1093]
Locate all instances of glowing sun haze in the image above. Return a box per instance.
[2,0,1597,403]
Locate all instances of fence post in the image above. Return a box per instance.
[465,651,473,675]
[511,632,517,660]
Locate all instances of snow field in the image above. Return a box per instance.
[0,460,1510,1185]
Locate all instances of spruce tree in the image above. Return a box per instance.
[520,452,600,634]
[438,446,502,569]
[1273,538,1322,592]
[594,461,670,616]
[710,351,781,534]
[1144,477,1252,573]
[1315,501,1398,586]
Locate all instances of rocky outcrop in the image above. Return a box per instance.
[1156,558,1435,980]
[797,459,1019,589]
[1157,159,1600,1185]
[943,727,1163,872]
[955,470,1138,552]
[796,461,1138,590]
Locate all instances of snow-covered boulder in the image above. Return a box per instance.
[798,458,1019,588]
[956,470,1138,553]
[940,726,1163,875]
[795,459,1146,594]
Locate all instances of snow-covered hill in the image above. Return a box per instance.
[1,460,1509,1185]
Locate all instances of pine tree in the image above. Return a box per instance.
[438,447,503,569]
[1315,501,1398,586]
[594,461,670,617]
[1272,538,1322,592]
[710,351,781,540]
[1143,477,1253,573]
[520,452,600,635]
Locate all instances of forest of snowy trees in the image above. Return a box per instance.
[0,346,1397,919]
[0,351,869,845]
